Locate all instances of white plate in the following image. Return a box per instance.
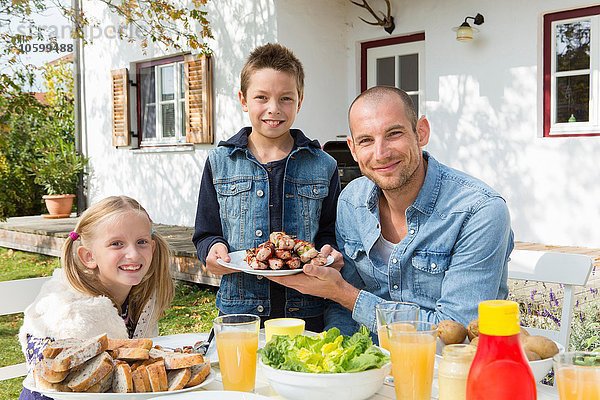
[217,250,334,276]
[23,370,215,400]
[149,391,271,400]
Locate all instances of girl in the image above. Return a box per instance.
[19,196,174,399]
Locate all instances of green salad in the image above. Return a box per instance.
[259,326,389,373]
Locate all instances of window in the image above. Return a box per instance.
[137,56,186,144]
[361,33,425,115]
[544,6,600,137]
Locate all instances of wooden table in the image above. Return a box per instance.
[157,333,559,400]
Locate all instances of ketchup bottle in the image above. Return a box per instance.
[466,300,536,400]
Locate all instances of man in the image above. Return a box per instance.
[269,86,514,336]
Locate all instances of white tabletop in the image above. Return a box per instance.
[158,333,559,400]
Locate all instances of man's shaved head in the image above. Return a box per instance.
[348,86,418,133]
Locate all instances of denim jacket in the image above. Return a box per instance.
[325,152,514,336]
[193,128,340,318]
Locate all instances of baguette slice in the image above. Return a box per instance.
[107,338,153,350]
[33,361,71,392]
[65,351,114,392]
[40,357,69,383]
[146,358,168,392]
[167,368,191,391]
[42,338,82,359]
[114,347,150,362]
[131,364,150,393]
[112,362,134,393]
[185,362,211,387]
[85,369,113,393]
[51,333,108,372]
[149,348,204,370]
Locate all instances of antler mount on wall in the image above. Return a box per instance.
[350,0,395,35]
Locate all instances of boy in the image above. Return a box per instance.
[192,43,342,332]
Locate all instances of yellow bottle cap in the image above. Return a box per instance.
[478,300,520,336]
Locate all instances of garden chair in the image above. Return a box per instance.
[0,276,50,381]
[508,249,594,350]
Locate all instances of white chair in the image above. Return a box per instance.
[0,276,50,381]
[508,249,594,350]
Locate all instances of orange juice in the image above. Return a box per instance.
[556,366,600,400]
[216,331,258,391]
[378,322,416,351]
[389,330,436,399]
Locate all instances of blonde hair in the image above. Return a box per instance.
[240,43,305,98]
[62,196,174,325]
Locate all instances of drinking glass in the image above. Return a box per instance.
[375,301,420,352]
[264,318,305,342]
[213,314,260,392]
[387,321,437,400]
[553,351,600,400]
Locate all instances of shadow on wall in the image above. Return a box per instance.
[83,1,281,225]
[426,69,599,246]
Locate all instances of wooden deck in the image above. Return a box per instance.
[1,216,598,295]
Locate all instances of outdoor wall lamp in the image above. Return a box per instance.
[453,13,484,41]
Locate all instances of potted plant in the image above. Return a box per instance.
[31,135,87,218]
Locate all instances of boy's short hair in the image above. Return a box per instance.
[240,43,305,98]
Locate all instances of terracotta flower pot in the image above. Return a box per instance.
[42,194,75,218]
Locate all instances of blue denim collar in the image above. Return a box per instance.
[364,151,440,216]
[218,127,322,156]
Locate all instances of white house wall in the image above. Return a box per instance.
[81,0,349,227]
[82,0,599,247]
[345,0,600,248]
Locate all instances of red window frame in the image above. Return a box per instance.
[543,5,600,137]
[360,33,425,93]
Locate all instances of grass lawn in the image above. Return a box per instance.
[0,247,217,400]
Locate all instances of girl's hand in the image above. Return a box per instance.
[319,244,344,271]
[205,243,236,276]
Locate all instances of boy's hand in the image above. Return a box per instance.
[205,243,236,276]
[319,244,344,271]
[267,264,359,311]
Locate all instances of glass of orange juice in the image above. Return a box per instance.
[213,314,260,392]
[387,320,437,400]
[553,351,600,400]
[375,301,420,351]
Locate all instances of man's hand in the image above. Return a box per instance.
[268,264,359,311]
[205,242,236,276]
[319,244,344,271]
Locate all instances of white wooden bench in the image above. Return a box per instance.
[0,276,51,381]
[508,249,594,350]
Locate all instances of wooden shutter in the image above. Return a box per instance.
[184,54,213,144]
[111,68,130,147]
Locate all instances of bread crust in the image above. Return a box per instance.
[64,352,114,392]
[185,362,211,387]
[51,333,108,372]
[148,348,204,370]
[167,368,191,391]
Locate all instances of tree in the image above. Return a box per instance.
[0,0,213,93]
[0,0,213,219]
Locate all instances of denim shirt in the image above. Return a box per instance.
[325,152,514,336]
[193,128,340,318]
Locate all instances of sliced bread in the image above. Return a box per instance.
[51,333,108,372]
[40,357,69,383]
[114,347,150,362]
[107,338,153,350]
[185,362,211,387]
[42,338,82,359]
[33,361,71,392]
[131,364,151,393]
[167,367,191,391]
[146,358,168,392]
[64,351,114,392]
[148,348,204,370]
[85,369,113,393]
[112,361,134,393]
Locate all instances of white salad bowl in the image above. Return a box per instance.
[259,359,391,400]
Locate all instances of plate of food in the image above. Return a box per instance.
[23,333,214,400]
[217,232,334,276]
